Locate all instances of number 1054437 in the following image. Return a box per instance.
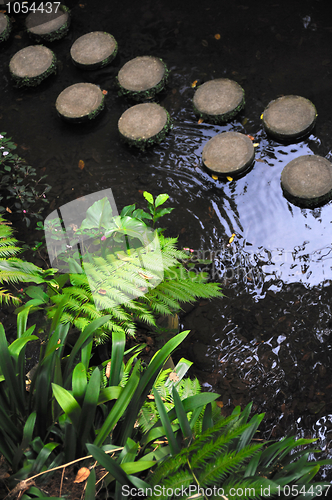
[6,2,61,14]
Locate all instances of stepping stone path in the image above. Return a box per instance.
[193,78,245,123]
[281,155,332,207]
[0,13,11,43]
[70,32,118,70]
[4,9,331,207]
[55,83,105,123]
[9,45,56,87]
[117,55,168,101]
[262,95,317,141]
[118,103,172,150]
[202,132,255,177]
[25,5,70,42]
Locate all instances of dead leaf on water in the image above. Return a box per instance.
[78,159,85,170]
[198,118,204,124]
[226,176,233,181]
[214,34,221,40]
[212,174,218,180]
[74,467,90,483]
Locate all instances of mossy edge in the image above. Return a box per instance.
[56,92,105,123]
[0,15,11,43]
[193,87,245,124]
[116,58,169,102]
[10,49,57,88]
[119,109,173,151]
[26,5,71,43]
[71,34,118,70]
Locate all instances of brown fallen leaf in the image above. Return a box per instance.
[105,361,111,379]
[5,207,12,213]
[197,118,204,124]
[74,467,90,483]
[216,401,224,408]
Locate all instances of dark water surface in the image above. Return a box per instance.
[1,0,332,477]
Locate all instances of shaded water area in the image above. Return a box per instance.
[1,0,332,478]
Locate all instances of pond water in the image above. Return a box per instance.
[1,0,332,478]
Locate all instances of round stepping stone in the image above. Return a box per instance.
[9,45,56,87]
[70,31,118,70]
[281,155,332,207]
[118,103,172,149]
[262,95,317,141]
[193,78,245,123]
[55,83,105,123]
[202,131,255,177]
[0,13,11,43]
[25,5,70,42]
[117,56,169,101]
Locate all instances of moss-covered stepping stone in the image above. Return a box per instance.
[25,5,70,42]
[55,83,105,123]
[118,103,172,149]
[262,95,317,141]
[202,131,255,177]
[117,56,169,101]
[0,13,11,43]
[193,78,245,123]
[9,45,56,87]
[70,31,118,70]
[281,155,332,207]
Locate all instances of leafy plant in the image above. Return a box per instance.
[145,401,332,500]
[22,192,223,343]
[0,132,51,226]
[0,215,57,306]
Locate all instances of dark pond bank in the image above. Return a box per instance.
[1,0,332,478]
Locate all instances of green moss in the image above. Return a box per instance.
[117,58,169,101]
[26,5,71,43]
[193,88,245,124]
[119,109,173,151]
[10,50,57,88]
[87,94,105,120]
[0,15,11,44]
[72,35,118,70]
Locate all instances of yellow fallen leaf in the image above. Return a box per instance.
[78,159,85,170]
[6,207,12,213]
[74,467,90,483]
[253,143,259,147]
[228,233,235,244]
[260,113,264,119]
[214,33,221,40]
[198,118,204,124]
[191,80,198,88]
[226,176,233,181]
[212,174,218,180]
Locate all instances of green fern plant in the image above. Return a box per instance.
[0,215,56,305]
[146,401,332,500]
[34,193,223,343]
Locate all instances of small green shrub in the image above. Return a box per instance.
[0,132,51,226]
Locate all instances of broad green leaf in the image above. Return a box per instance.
[109,331,125,386]
[79,367,101,445]
[143,191,154,204]
[172,386,192,444]
[154,193,169,207]
[122,460,156,474]
[33,442,59,474]
[153,388,180,455]
[81,197,113,230]
[87,444,129,485]
[94,363,140,447]
[201,402,212,432]
[0,324,25,415]
[98,386,122,404]
[72,363,87,404]
[52,384,81,428]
